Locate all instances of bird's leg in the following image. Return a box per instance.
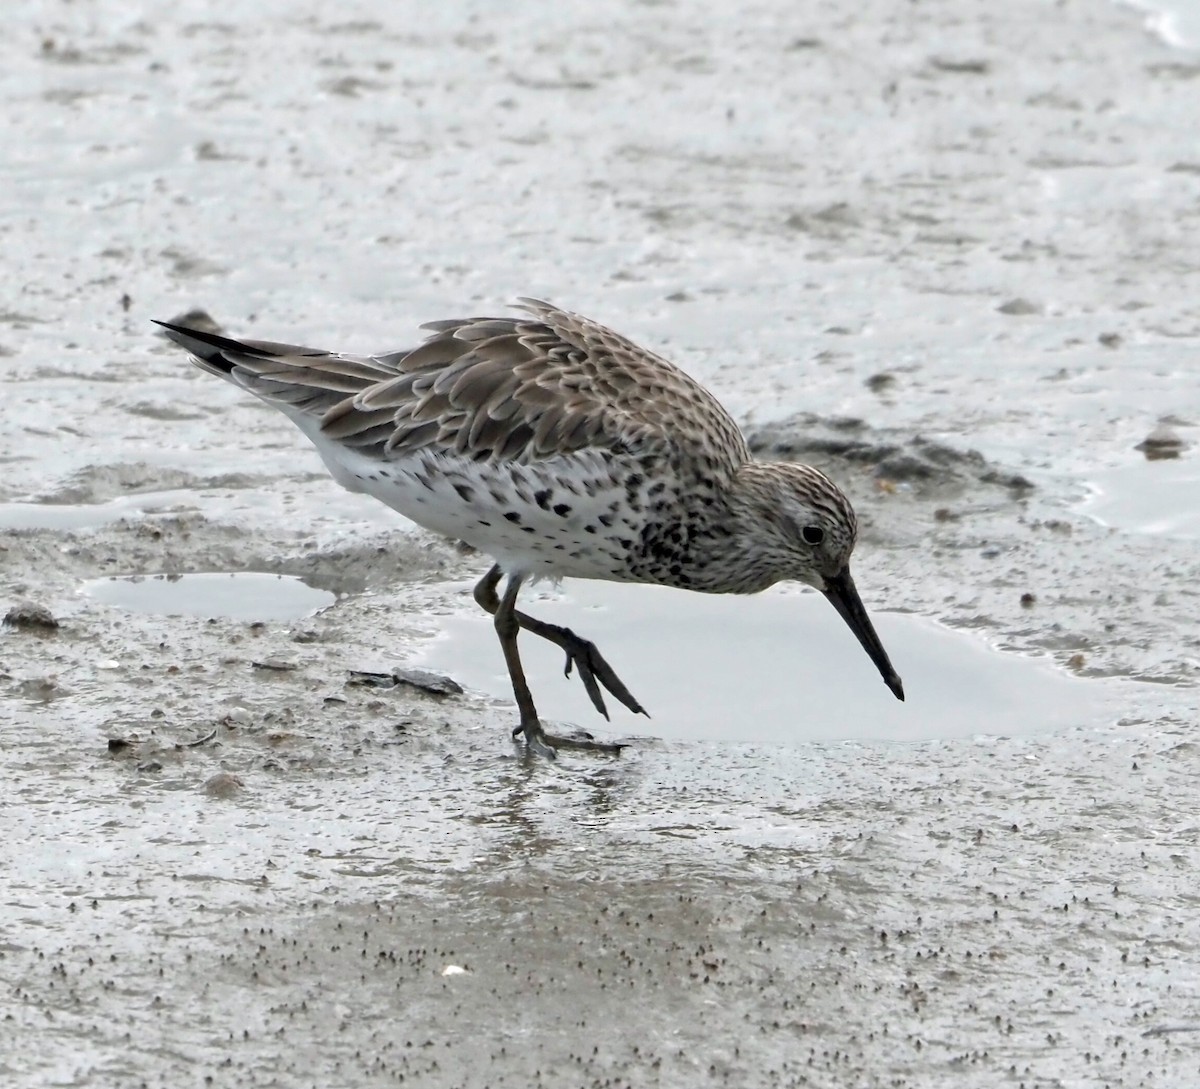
[491,574,551,755]
[480,567,631,755]
[474,565,647,722]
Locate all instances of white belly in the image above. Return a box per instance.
[308,435,644,581]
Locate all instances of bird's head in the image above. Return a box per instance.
[739,461,905,701]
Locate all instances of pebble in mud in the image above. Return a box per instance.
[996,297,1042,315]
[3,602,59,632]
[392,667,464,697]
[159,307,223,336]
[203,771,245,798]
[1135,424,1185,460]
[251,658,299,672]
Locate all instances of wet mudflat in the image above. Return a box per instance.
[3,0,1200,1086]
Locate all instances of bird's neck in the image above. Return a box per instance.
[673,460,785,595]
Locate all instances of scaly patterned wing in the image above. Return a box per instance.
[157,300,751,478]
[348,299,750,474]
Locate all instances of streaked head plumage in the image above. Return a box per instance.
[731,462,859,592]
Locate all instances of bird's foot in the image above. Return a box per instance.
[512,718,628,758]
[543,626,649,722]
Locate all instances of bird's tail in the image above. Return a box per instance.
[154,320,404,421]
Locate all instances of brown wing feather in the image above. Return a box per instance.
[356,299,750,475]
[163,301,750,477]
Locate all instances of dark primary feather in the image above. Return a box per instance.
[154,319,404,419]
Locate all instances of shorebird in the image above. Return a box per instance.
[156,299,903,755]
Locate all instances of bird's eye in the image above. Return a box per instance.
[801,525,825,546]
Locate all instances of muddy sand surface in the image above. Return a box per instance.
[3,0,1200,1086]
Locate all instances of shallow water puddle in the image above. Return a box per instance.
[1081,457,1200,539]
[419,581,1108,745]
[82,572,334,621]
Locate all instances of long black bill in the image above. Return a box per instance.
[821,567,905,701]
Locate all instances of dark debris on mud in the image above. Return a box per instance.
[746,413,1035,496]
[348,666,465,697]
